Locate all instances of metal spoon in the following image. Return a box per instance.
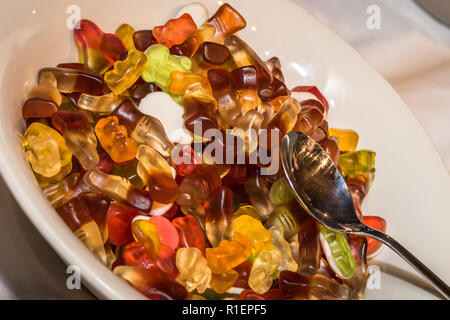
[281,131,450,299]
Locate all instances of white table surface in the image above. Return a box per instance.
[0,0,448,299]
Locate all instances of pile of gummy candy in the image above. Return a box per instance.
[21,3,386,300]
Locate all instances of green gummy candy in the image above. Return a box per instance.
[338,150,376,179]
[319,225,356,279]
[142,44,192,92]
[270,177,294,206]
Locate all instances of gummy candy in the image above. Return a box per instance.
[172,2,244,57]
[57,195,107,264]
[362,216,387,258]
[224,35,272,93]
[153,14,198,49]
[345,235,369,299]
[78,192,111,243]
[270,227,298,276]
[262,77,290,104]
[23,122,72,178]
[115,23,136,50]
[266,57,285,82]
[231,110,263,154]
[234,215,272,260]
[106,202,140,246]
[142,45,192,92]
[42,173,80,208]
[322,137,340,165]
[208,68,242,127]
[114,266,187,300]
[95,116,137,163]
[38,67,107,96]
[182,82,219,135]
[122,241,156,269]
[52,111,99,170]
[172,145,202,177]
[293,99,327,142]
[204,186,234,247]
[171,24,217,58]
[169,71,211,95]
[239,288,285,300]
[57,63,85,70]
[296,218,321,276]
[177,164,222,208]
[136,145,180,203]
[231,66,260,113]
[84,169,152,212]
[265,203,309,240]
[59,172,95,205]
[172,215,206,255]
[206,233,252,273]
[339,150,376,183]
[133,30,157,52]
[110,159,145,188]
[209,269,239,294]
[22,72,61,119]
[258,102,275,129]
[191,42,233,76]
[278,270,351,300]
[319,226,356,279]
[131,217,179,276]
[104,48,149,94]
[329,128,359,153]
[222,164,247,187]
[74,19,126,75]
[175,247,211,293]
[266,98,301,144]
[291,86,330,117]
[78,93,126,114]
[244,168,274,220]
[248,248,280,294]
[112,99,174,157]
[269,177,294,206]
[207,3,246,40]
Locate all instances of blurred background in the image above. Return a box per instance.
[0,0,448,299]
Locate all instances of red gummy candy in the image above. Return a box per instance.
[363,215,387,258]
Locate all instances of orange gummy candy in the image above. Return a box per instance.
[95,116,137,163]
[169,71,212,95]
[206,233,252,274]
[153,14,198,48]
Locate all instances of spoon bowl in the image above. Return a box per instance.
[281,131,362,232]
[280,131,450,299]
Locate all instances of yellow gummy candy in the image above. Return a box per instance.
[209,269,239,294]
[248,248,281,295]
[176,247,211,293]
[339,150,376,181]
[234,215,272,261]
[270,227,298,276]
[328,128,359,153]
[105,48,149,94]
[115,23,136,50]
[23,123,72,178]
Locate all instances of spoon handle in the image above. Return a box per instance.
[357,226,450,300]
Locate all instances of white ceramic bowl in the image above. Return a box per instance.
[0,0,448,299]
